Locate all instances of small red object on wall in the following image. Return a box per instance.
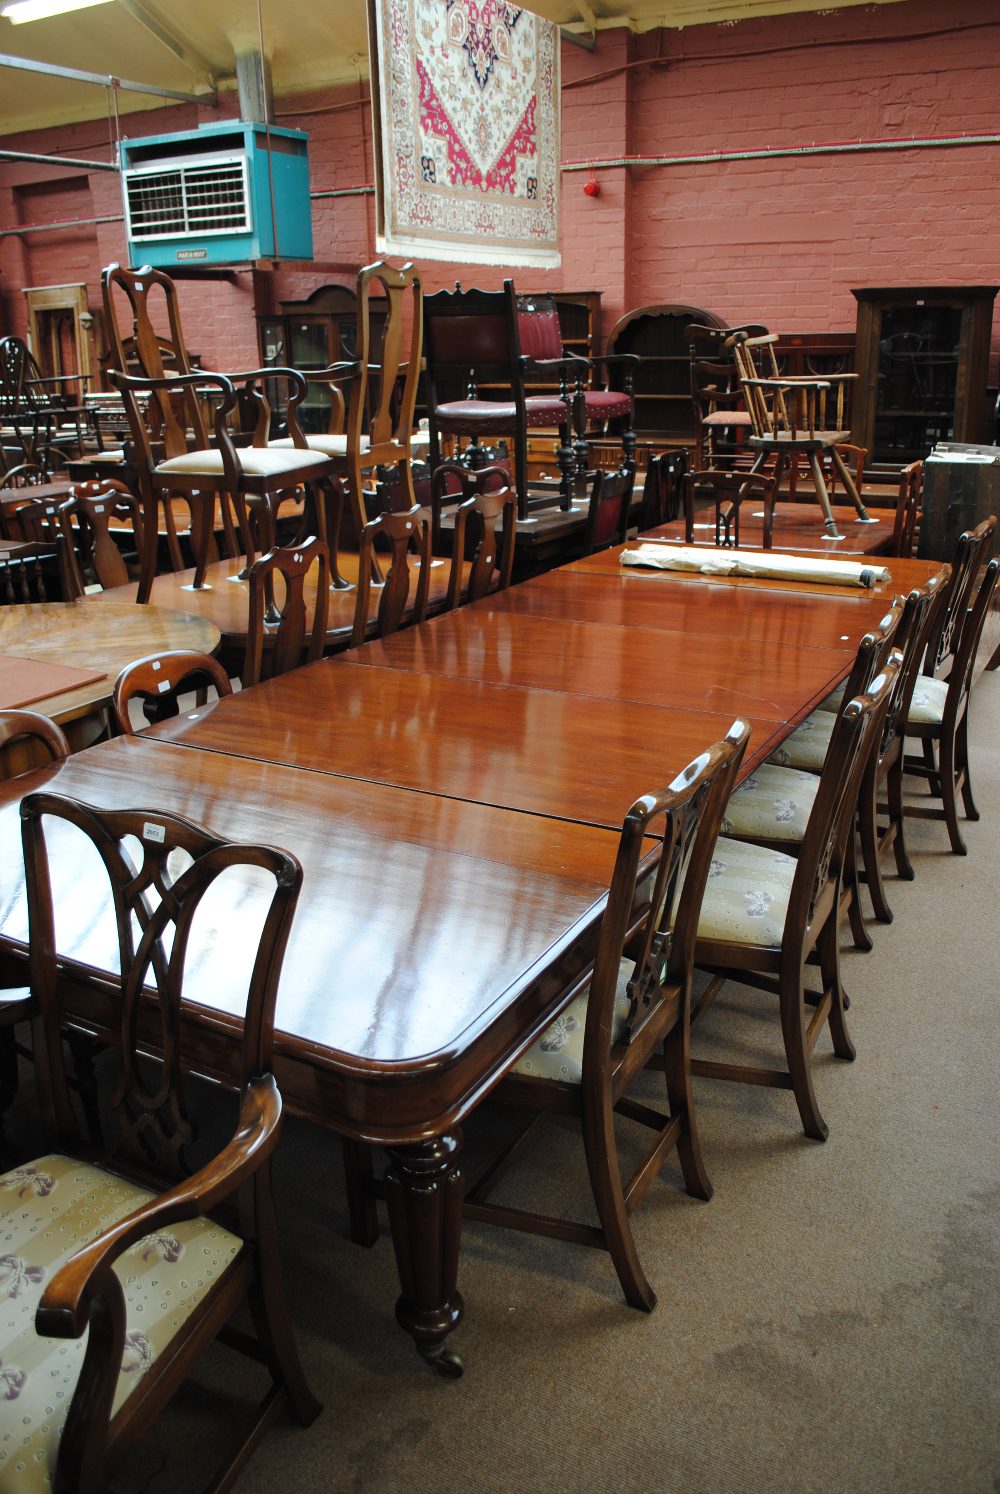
[583,170,600,198]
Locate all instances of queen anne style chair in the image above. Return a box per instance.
[111,650,234,736]
[243,537,331,687]
[902,557,999,855]
[101,263,337,602]
[57,481,144,592]
[422,281,577,519]
[446,483,517,610]
[682,469,777,549]
[351,506,432,646]
[691,661,899,1141]
[0,792,319,1490]
[459,720,750,1311]
[273,261,423,558]
[728,330,870,537]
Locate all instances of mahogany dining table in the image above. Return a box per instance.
[0,543,948,1374]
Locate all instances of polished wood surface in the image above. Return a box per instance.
[649,500,895,555]
[0,599,221,724]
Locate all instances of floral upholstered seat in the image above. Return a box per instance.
[0,1154,240,1491]
[512,960,633,1084]
[906,675,947,724]
[766,710,835,772]
[696,836,796,947]
[719,765,819,842]
[817,680,846,714]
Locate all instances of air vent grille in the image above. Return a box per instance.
[124,156,250,242]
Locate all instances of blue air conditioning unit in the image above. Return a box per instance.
[120,121,313,267]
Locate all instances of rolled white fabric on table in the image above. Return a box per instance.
[620,543,891,589]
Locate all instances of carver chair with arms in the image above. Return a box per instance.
[274,261,423,557]
[101,263,336,601]
[111,649,234,736]
[422,280,576,519]
[459,720,750,1311]
[728,330,870,537]
[693,660,900,1141]
[0,792,319,1490]
[243,536,331,688]
[685,322,769,471]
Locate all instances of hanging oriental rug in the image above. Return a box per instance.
[369,0,561,268]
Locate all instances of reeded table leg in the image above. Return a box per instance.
[385,1131,465,1377]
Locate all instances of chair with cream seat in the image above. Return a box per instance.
[0,791,318,1490]
[101,262,337,602]
[273,261,423,559]
[459,720,750,1311]
[692,659,900,1141]
[901,557,999,855]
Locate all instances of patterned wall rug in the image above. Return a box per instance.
[369,0,561,268]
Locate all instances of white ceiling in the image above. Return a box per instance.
[0,0,906,137]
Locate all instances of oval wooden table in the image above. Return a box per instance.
[0,598,222,734]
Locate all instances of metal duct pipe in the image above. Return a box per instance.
[0,148,118,172]
[561,133,1000,172]
[0,214,124,237]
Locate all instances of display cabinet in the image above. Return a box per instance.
[604,302,725,451]
[257,283,386,434]
[851,286,998,467]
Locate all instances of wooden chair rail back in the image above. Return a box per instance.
[111,650,234,736]
[244,536,331,687]
[60,482,144,591]
[429,459,509,550]
[0,709,69,780]
[585,460,637,554]
[353,505,432,645]
[892,460,923,558]
[924,515,997,675]
[355,260,423,453]
[682,468,777,548]
[640,449,688,530]
[0,533,82,604]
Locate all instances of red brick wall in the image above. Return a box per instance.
[1,0,997,379]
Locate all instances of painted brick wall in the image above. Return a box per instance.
[0,0,997,382]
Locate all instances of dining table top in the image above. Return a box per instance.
[647,501,897,555]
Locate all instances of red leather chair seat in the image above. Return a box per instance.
[582,391,632,422]
[435,396,568,435]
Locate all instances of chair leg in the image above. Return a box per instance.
[957,712,979,820]
[663,1021,712,1203]
[0,1026,18,1144]
[828,443,870,521]
[250,1161,323,1426]
[818,910,856,1065]
[806,451,841,537]
[342,1137,380,1246]
[581,1095,656,1312]
[844,831,873,952]
[859,770,894,923]
[938,732,968,855]
[778,962,828,1142]
[886,753,914,881]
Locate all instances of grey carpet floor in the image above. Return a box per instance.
[6,667,999,1493]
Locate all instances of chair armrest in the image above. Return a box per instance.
[109,368,236,402]
[742,377,832,391]
[591,352,641,369]
[224,366,308,400]
[35,1073,282,1341]
[519,354,581,376]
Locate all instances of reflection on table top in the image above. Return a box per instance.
[647,501,896,555]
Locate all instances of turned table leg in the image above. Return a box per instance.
[385,1131,465,1377]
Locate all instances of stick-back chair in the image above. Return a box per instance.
[243,536,331,687]
[460,719,750,1310]
[685,322,768,470]
[693,659,900,1140]
[111,649,234,735]
[728,330,870,536]
[101,263,336,600]
[352,506,432,646]
[0,791,319,1489]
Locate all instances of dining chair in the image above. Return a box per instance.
[58,481,144,592]
[0,535,83,604]
[0,790,319,1490]
[446,483,518,610]
[583,460,637,554]
[693,661,900,1142]
[728,330,870,536]
[684,322,768,471]
[890,460,922,558]
[0,463,53,542]
[244,536,331,687]
[111,649,234,735]
[919,516,995,683]
[0,710,70,1145]
[901,557,999,855]
[682,469,776,548]
[639,449,688,530]
[101,262,337,601]
[459,720,750,1310]
[422,280,576,518]
[428,459,510,551]
[722,608,902,954]
[272,260,423,559]
[351,506,432,646]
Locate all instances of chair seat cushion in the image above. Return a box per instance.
[512,959,633,1084]
[156,445,330,478]
[582,391,632,422]
[701,410,754,428]
[906,674,947,724]
[766,711,835,771]
[270,433,370,458]
[435,396,568,435]
[720,764,820,842]
[697,836,795,947]
[817,680,846,714]
[0,1153,241,1490]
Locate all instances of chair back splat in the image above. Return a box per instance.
[353,505,432,645]
[585,460,637,554]
[244,536,331,687]
[2,792,319,1490]
[459,719,750,1312]
[111,649,233,735]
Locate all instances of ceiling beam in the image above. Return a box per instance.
[0,49,217,105]
[115,0,219,84]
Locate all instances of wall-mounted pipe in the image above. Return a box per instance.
[0,148,118,172]
[561,133,1000,172]
[310,186,375,199]
[0,213,123,237]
